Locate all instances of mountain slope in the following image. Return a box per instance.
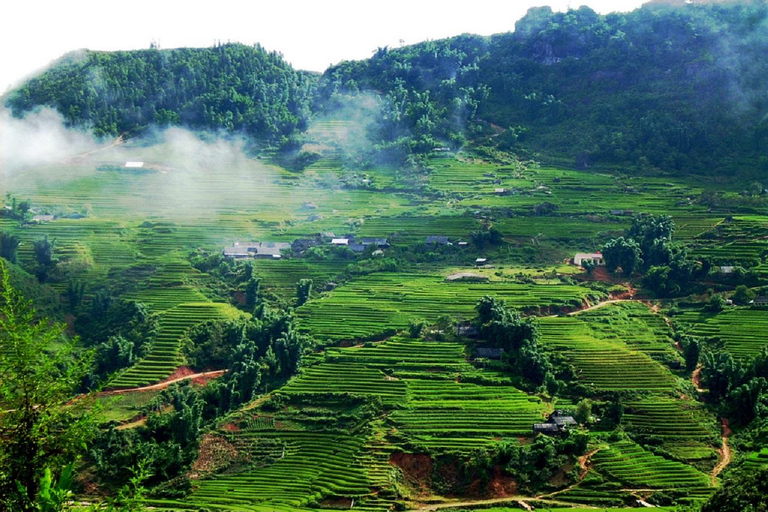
[5,43,316,143]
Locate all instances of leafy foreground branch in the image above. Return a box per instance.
[0,260,97,510]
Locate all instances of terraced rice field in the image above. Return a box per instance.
[744,447,768,468]
[283,336,546,453]
[109,302,243,388]
[591,440,711,490]
[539,308,677,392]
[623,397,717,462]
[493,216,628,242]
[356,215,479,244]
[250,259,348,298]
[152,430,374,512]
[297,273,602,342]
[623,397,715,442]
[108,262,244,388]
[676,308,768,359]
[393,379,545,442]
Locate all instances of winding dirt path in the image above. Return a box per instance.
[711,417,732,485]
[414,496,597,511]
[100,370,226,396]
[692,364,706,394]
[567,299,632,315]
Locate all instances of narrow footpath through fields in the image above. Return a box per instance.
[711,417,732,485]
[101,369,226,396]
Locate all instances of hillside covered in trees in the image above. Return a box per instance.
[318,0,768,174]
[5,44,316,144]
[5,2,768,176]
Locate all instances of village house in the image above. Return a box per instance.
[475,347,503,359]
[475,257,488,266]
[359,237,390,249]
[291,237,321,254]
[426,236,451,245]
[532,411,578,434]
[573,252,604,266]
[254,242,291,259]
[223,242,259,259]
[752,296,768,307]
[31,214,56,223]
[222,242,290,260]
[456,321,480,338]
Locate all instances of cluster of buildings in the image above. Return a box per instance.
[222,235,392,260]
[222,234,485,261]
[533,411,578,434]
[222,242,292,260]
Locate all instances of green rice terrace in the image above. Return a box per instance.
[0,118,765,512]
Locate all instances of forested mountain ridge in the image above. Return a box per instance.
[319,1,768,174]
[4,1,768,171]
[5,43,316,143]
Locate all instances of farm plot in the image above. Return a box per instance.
[356,215,480,244]
[538,309,677,392]
[297,273,602,342]
[744,447,768,468]
[426,157,536,195]
[623,397,717,462]
[675,308,768,360]
[108,262,243,388]
[161,430,374,512]
[574,301,675,356]
[284,337,546,453]
[250,259,348,298]
[108,301,243,388]
[392,379,545,445]
[591,440,711,490]
[492,216,628,242]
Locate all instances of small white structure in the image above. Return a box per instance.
[720,266,735,274]
[574,253,604,266]
[124,161,145,168]
[331,238,349,246]
[31,214,55,223]
[222,242,289,259]
[475,258,488,265]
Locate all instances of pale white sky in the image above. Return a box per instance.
[1,0,646,93]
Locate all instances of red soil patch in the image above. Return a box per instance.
[166,365,196,380]
[222,422,241,432]
[190,434,240,478]
[391,452,433,493]
[485,466,518,497]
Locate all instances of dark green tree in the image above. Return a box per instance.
[296,278,313,306]
[602,236,642,276]
[244,277,260,310]
[701,466,768,512]
[0,260,96,511]
[0,232,20,263]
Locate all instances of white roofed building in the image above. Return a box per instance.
[573,253,604,266]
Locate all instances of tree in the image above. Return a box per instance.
[0,232,21,263]
[0,260,95,511]
[244,277,261,309]
[731,284,755,306]
[33,236,57,283]
[700,466,768,512]
[602,236,642,276]
[296,278,313,306]
[574,399,592,425]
